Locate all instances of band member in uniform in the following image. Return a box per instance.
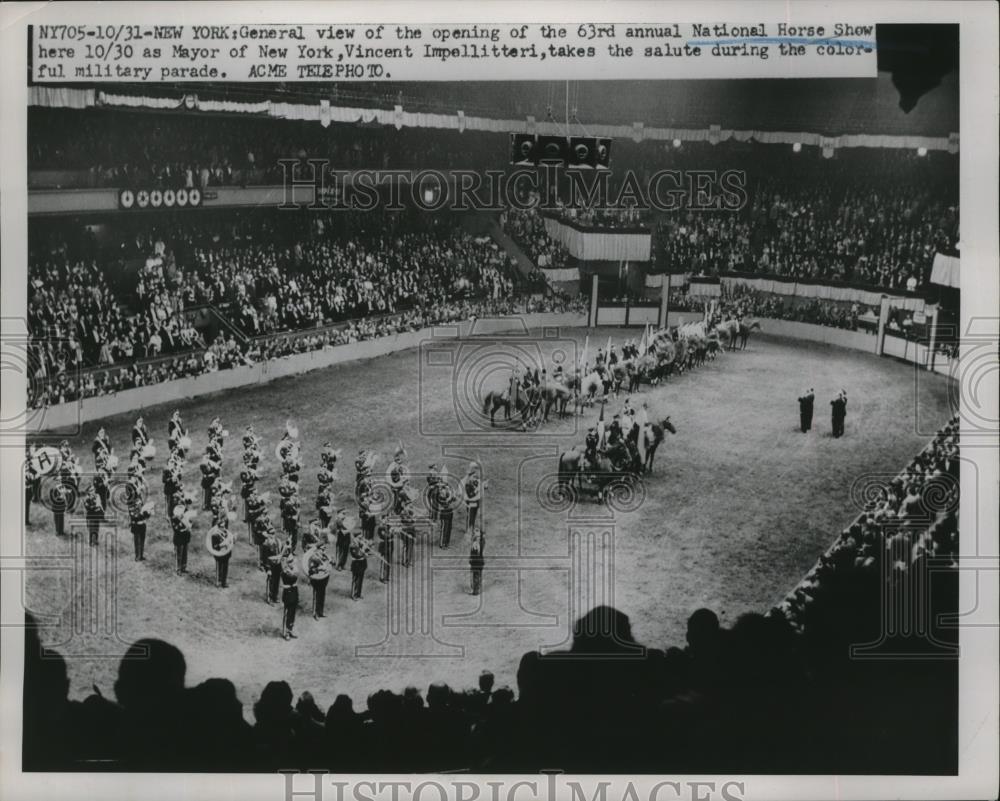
[280,561,299,640]
[207,518,235,588]
[129,500,153,561]
[200,454,220,511]
[240,466,258,523]
[261,531,283,604]
[84,484,104,547]
[349,534,369,600]
[171,505,193,574]
[25,456,38,525]
[92,427,112,466]
[51,482,69,537]
[437,482,456,549]
[305,542,332,619]
[301,519,324,553]
[132,415,150,451]
[167,411,187,454]
[93,462,111,514]
[334,509,351,570]
[377,525,395,583]
[798,388,815,433]
[399,504,417,568]
[469,530,486,595]
[316,484,335,529]
[358,487,377,541]
[463,464,483,535]
[426,464,441,523]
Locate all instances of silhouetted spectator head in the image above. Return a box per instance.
[114,638,186,710]
[326,694,356,724]
[571,605,637,653]
[492,686,515,706]
[253,680,293,726]
[189,677,243,725]
[686,608,721,653]
[427,682,452,710]
[479,670,495,694]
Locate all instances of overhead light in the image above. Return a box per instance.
[672,138,682,148]
[917,147,928,157]
[792,142,802,153]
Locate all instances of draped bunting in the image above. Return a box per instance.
[721,275,927,312]
[930,252,960,288]
[542,216,651,262]
[29,87,958,153]
[539,266,581,282]
[646,271,930,312]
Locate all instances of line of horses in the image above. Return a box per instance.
[481,317,761,502]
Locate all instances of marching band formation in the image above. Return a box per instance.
[26,414,491,641]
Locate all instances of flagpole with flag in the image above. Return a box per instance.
[579,335,589,372]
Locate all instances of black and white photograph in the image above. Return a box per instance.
[0,3,997,800]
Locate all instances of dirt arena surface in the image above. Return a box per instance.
[23,325,954,713]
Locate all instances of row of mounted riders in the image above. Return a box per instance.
[482,318,762,427]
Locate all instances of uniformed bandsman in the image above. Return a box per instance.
[280,561,300,640]
[171,505,193,574]
[377,525,395,583]
[399,504,417,568]
[305,542,332,619]
[463,464,483,534]
[207,518,235,588]
[437,483,456,549]
[84,484,104,547]
[349,534,369,600]
[129,500,153,562]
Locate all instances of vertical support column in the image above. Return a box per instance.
[659,274,670,329]
[926,306,939,371]
[589,273,599,328]
[876,295,890,356]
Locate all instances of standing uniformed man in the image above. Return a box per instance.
[469,531,486,596]
[831,390,848,438]
[261,532,283,604]
[208,519,235,588]
[349,534,369,600]
[316,485,335,529]
[171,506,193,574]
[200,455,220,511]
[358,487,377,541]
[399,505,417,567]
[377,525,395,583]
[306,542,332,618]
[280,560,300,640]
[334,509,351,570]
[437,483,456,549]
[51,482,69,537]
[463,465,482,535]
[84,484,104,547]
[25,457,38,525]
[798,388,815,433]
[129,501,153,561]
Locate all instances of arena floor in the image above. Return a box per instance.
[24,326,954,714]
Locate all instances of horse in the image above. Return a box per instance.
[482,389,512,426]
[542,383,574,421]
[738,320,762,350]
[557,447,585,490]
[482,383,533,427]
[640,416,677,473]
